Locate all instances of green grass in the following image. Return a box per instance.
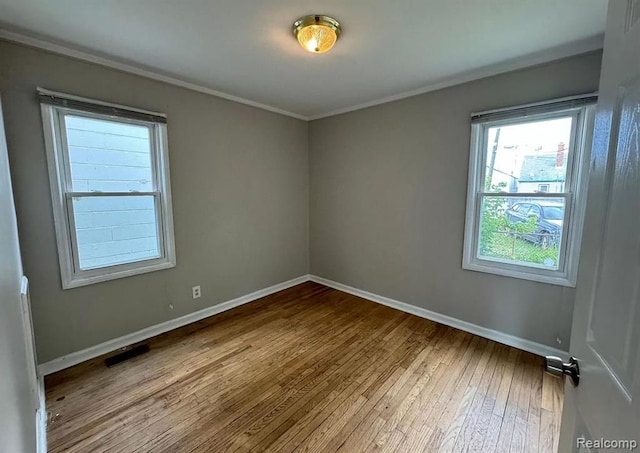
[481,232,560,268]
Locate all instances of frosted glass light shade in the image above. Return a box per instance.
[293,15,341,54]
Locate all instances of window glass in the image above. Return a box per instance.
[472,114,577,276]
[478,196,565,270]
[484,117,572,194]
[528,205,541,218]
[65,115,153,192]
[71,195,160,270]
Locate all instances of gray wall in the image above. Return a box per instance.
[0,40,309,363]
[309,51,603,349]
[0,99,37,452]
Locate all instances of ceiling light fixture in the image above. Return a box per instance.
[292,15,341,54]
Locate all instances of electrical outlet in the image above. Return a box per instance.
[192,286,201,299]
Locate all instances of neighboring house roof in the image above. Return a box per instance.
[519,155,566,183]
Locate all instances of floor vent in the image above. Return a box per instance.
[105,344,150,367]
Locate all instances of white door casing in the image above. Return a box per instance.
[0,97,42,450]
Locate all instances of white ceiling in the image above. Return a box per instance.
[0,0,607,119]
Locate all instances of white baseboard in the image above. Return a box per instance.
[39,273,567,376]
[38,275,310,375]
[309,275,568,359]
[36,373,46,453]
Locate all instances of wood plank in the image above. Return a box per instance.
[525,356,543,453]
[495,349,526,452]
[450,342,502,452]
[466,345,504,453]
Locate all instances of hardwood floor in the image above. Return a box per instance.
[45,282,564,452]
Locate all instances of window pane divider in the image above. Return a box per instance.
[478,192,572,198]
[65,191,160,198]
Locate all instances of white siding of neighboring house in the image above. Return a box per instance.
[65,116,160,270]
[517,181,565,193]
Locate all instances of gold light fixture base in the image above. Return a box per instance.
[292,15,341,54]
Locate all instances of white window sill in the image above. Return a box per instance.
[462,260,576,287]
[63,259,176,289]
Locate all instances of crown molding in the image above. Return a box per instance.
[0,28,603,122]
[0,29,309,121]
[307,34,605,121]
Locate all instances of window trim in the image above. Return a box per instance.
[41,97,176,289]
[462,100,596,287]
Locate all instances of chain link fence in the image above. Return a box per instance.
[484,231,561,266]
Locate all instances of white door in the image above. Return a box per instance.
[558,1,640,451]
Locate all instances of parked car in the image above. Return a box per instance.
[505,201,563,247]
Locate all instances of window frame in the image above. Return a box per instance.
[462,102,596,287]
[41,99,176,289]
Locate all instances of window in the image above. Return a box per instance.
[40,89,175,289]
[462,95,596,286]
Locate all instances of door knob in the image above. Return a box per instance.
[544,356,580,386]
